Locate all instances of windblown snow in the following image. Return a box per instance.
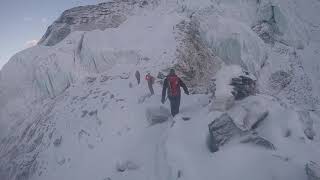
[1,0,320,180]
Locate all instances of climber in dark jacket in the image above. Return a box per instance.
[161,69,189,117]
[135,70,141,85]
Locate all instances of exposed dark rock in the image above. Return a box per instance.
[306,161,320,180]
[89,110,98,116]
[284,129,292,137]
[208,113,243,152]
[116,99,125,102]
[208,104,273,152]
[100,75,111,82]
[141,0,148,7]
[230,75,256,100]
[304,129,316,140]
[57,157,66,166]
[177,170,183,178]
[208,78,216,98]
[81,110,88,118]
[206,133,219,153]
[53,136,62,147]
[182,117,191,121]
[119,73,129,79]
[142,57,150,61]
[116,160,139,172]
[102,92,109,96]
[240,134,275,150]
[272,154,290,162]
[43,25,71,46]
[251,111,269,130]
[86,77,97,83]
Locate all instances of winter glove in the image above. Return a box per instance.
[185,91,190,95]
[161,98,165,104]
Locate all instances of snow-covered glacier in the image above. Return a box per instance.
[1,0,320,180]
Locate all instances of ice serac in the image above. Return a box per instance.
[0,0,320,180]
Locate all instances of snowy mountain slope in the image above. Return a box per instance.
[38,0,162,46]
[1,0,320,180]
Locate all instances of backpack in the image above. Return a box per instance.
[146,75,154,84]
[168,76,179,96]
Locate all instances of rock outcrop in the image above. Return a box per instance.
[230,75,257,100]
[39,0,160,46]
[174,19,223,87]
[208,113,243,152]
[208,96,272,152]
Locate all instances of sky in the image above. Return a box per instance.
[0,0,105,70]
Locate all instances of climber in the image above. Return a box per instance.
[145,72,155,95]
[161,69,189,117]
[135,70,141,85]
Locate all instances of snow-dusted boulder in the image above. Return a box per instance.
[146,106,171,125]
[240,133,275,150]
[116,160,139,172]
[210,96,235,112]
[208,96,273,152]
[298,111,316,140]
[228,95,269,131]
[208,113,243,152]
[209,65,258,111]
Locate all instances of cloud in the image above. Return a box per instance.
[25,40,38,48]
[23,17,33,22]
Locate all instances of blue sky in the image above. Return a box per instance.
[0,0,104,70]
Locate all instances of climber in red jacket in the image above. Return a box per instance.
[161,69,189,117]
[145,72,155,95]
